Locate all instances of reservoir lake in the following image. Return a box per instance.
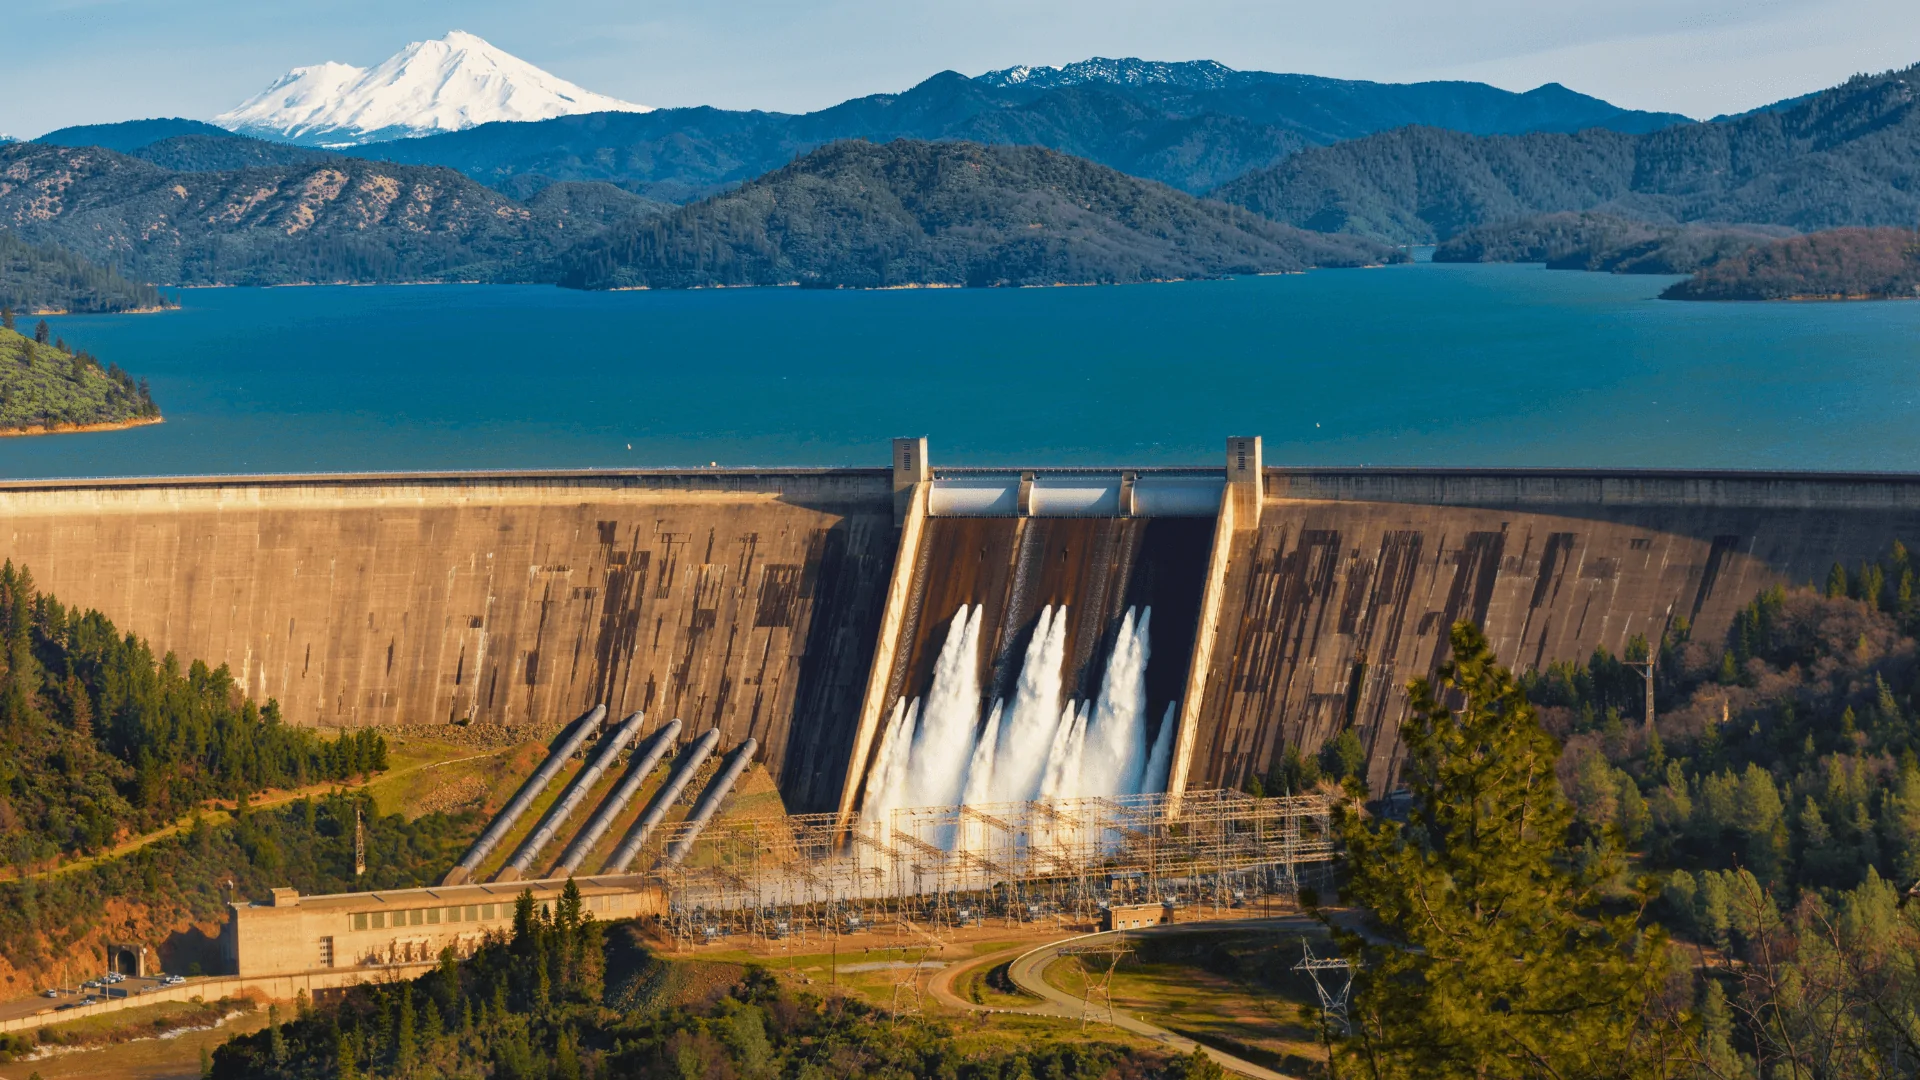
[9,259,1920,478]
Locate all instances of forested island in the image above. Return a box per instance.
[0,314,160,434]
[1662,227,1920,300]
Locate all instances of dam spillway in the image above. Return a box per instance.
[9,447,1920,812]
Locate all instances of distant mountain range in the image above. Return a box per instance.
[0,138,1389,290]
[350,59,1690,201]
[1211,63,1920,243]
[555,139,1398,289]
[213,31,652,146]
[0,143,663,286]
[17,41,1920,299]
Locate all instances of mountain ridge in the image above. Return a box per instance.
[214,30,652,146]
[0,142,665,286]
[353,60,1689,201]
[1211,62,1920,243]
[553,139,1403,289]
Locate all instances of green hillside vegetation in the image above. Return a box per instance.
[556,139,1401,290]
[1,790,472,988]
[0,229,173,314]
[0,562,465,985]
[1434,212,1791,273]
[0,562,388,868]
[0,319,158,431]
[1501,548,1920,1073]
[1662,226,1920,299]
[0,143,662,287]
[1214,63,1920,244]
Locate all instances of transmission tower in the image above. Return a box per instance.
[1293,939,1353,1036]
[1058,941,1134,1028]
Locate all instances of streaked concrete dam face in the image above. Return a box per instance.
[8,444,1920,811]
[0,471,894,812]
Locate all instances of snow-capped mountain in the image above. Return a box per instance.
[978,58,1240,92]
[214,30,650,146]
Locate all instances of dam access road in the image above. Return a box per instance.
[6,438,1920,812]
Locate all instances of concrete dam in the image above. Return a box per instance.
[7,438,1920,814]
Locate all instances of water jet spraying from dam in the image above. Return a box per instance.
[859,601,1176,839]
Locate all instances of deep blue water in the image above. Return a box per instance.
[9,260,1920,478]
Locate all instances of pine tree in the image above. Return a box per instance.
[1335,621,1683,1079]
[33,321,48,345]
[394,987,416,1074]
[335,1026,357,1079]
[0,306,13,331]
[268,1003,287,1067]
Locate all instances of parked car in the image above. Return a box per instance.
[163,974,185,985]
[42,988,59,998]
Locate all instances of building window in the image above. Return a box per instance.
[371,912,386,929]
[426,907,441,925]
[319,937,334,968]
[482,904,496,919]
[352,913,368,932]
[464,905,478,921]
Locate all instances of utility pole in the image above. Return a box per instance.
[1629,659,1656,734]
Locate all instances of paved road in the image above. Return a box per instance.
[932,918,1319,1080]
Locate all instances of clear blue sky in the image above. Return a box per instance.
[5,0,1917,137]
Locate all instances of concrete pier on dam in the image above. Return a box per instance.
[6,444,1920,815]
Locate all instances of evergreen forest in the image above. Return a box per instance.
[0,563,455,987]
[0,229,175,315]
[0,562,389,868]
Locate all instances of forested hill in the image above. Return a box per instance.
[1213,63,1920,243]
[1663,227,1920,300]
[554,139,1401,290]
[1434,212,1792,274]
[362,63,1688,201]
[0,143,665,286]
[0,229,175,313]
[0,320,159,432]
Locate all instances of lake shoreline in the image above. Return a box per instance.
[0,416,164,438]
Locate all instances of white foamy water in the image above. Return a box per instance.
[863,603,1179,845]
